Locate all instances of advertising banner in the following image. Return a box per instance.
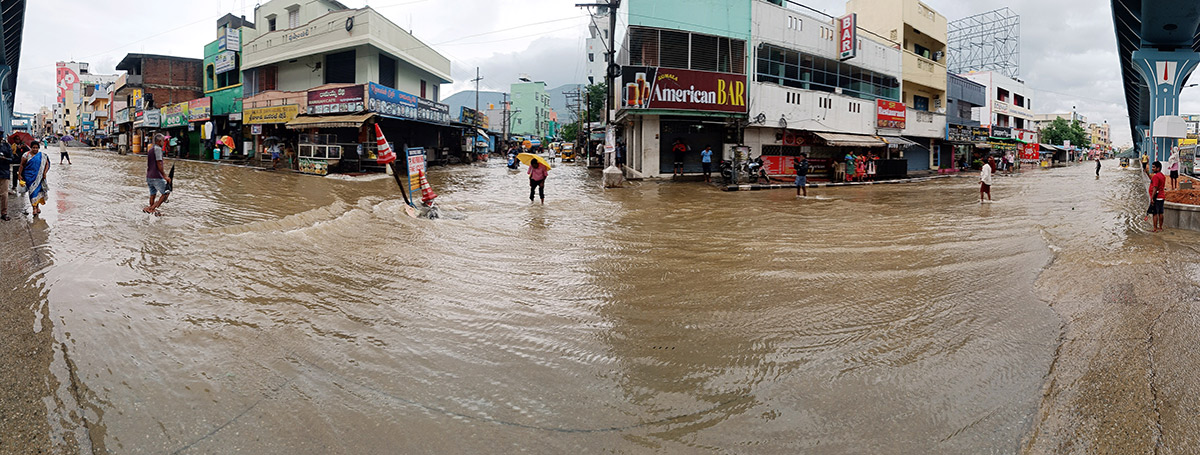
[948,123,972,142]
[188,97,212,122]
[407,147,426,203]
[838,13,857,61]
[366,82,450,124]
[1020,143,1040,161]
[990,125,1013,139]
[307,85,365,114]
[215,51,237,74]
[144,109,161,128]
[460,106,477,125]
[620,66,747,113]
[245,104,300,124]
[56,62,79,104]
[161,102,189,128]
[1015,128,1037,143]
[217,27,240,52]
[971,126,990,142]
[115,108,130,124]
[876,99,906,129]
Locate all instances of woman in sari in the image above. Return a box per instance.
[19,141,48,216]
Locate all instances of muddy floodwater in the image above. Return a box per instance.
[3,149,1199,453]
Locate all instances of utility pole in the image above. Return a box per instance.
[502,92,510,143]
[576,0,620,125]
[472,67,482,128]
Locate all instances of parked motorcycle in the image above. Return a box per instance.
[719,160,734,183]
[742,156,768,184]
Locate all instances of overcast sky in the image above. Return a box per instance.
[20,0,1181,147]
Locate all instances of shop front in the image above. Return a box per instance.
[946,124,990,171]
[245,104,301,168]
[188,97,214,159]
[114,108,132,154]
[366,82,457,166]
[160,102,191,158]
[616,66,748,179]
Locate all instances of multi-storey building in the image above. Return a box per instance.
[510,80,551,139]
[847,0,948,167]
[944,73,987,169]
[585,5,612,85]
[114,54,204,154]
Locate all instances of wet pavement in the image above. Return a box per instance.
[1,149,1198,453]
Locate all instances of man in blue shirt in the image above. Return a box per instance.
[700,145,713,182]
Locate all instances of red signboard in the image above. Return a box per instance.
[621,66,747,113]
[838,14,857,61]
[762,157,830,176]
[1020,143,1040,161]
[876,100,906,129]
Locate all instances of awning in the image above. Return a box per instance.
[813,131,886,147]
[1038,144,1062,152]
[285,113,375,130]
[476,128,489,137]
[880,135,917,147]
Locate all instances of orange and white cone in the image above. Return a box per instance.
[418,171,438,205]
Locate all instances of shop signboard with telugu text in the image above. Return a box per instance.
[161,102,189,128]
[188,97,212,122]
[366,82,450,124]
[948,123,972,142]
[876,100,906,129]
[115,108,130,124]
[245,104,299,124]
[144,109,161,128]
[971,126,990,142]
[307,85,365,115]
[990,126,1013,139]
[620,66,747,113]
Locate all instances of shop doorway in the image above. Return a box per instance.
[659,119,726,175]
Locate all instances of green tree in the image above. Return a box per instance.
[585,82,606,122]
[1040,118,1088,146]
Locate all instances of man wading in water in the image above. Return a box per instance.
[143,134,172,215]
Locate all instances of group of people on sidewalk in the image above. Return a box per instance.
[0,132,51,220]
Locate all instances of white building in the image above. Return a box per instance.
[743,0,905,175]
[959,71,1034,130]
[585,6,612,85]
[241,0,451,101]
[52,61,118,135]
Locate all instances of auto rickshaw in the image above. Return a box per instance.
[1119,157,1129,169]
[561,143,576,162]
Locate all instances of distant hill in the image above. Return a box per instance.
[444,83,587,122]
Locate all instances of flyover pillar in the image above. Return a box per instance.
[1132,49,1200,162]
[0,65,11,136]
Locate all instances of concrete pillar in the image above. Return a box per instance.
[1132,49,1200,162]
[0,65,11,136]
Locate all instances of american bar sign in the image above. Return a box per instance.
[620,66,747,114]
[838,13,857,61]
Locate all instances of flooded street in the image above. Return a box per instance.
[4,149,1200,453]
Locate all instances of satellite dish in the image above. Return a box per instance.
[778,116,788,128]
[755,113,767,124]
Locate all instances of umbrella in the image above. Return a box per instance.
[262,136,282,143]
[218,135,235,149]
[60,134,74,143]
[165,165,175,193]
[8,132,33,146]
[516,153,552,171]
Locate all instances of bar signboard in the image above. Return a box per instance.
[307,85,365,114]
[619,66,747,113]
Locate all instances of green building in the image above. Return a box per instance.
[510,80,550,140]
[201,14,254,157]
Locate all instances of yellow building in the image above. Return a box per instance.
[846,0,948,140]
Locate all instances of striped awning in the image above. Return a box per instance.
[813,131,886,147]
[286,113,375,130]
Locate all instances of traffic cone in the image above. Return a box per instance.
[418,171,438,204]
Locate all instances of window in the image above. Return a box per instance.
[288,9,299,28]
[588,53,594,62]
[206,65,215,91]
[378,54,397,88]
[267,15,276,31]
[788,16,802,31]
[1015,117,1025,129]
[997,88,1009,102]
[627,27,744,74]
[431,85,439,102]
[324,50,356,84]
[913,95,929,111]
[420,80,427,98]
[1013,94,1025,108]
[755,43,899,101]
[913,43,931,60]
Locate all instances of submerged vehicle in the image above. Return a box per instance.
[561,144,576,162]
